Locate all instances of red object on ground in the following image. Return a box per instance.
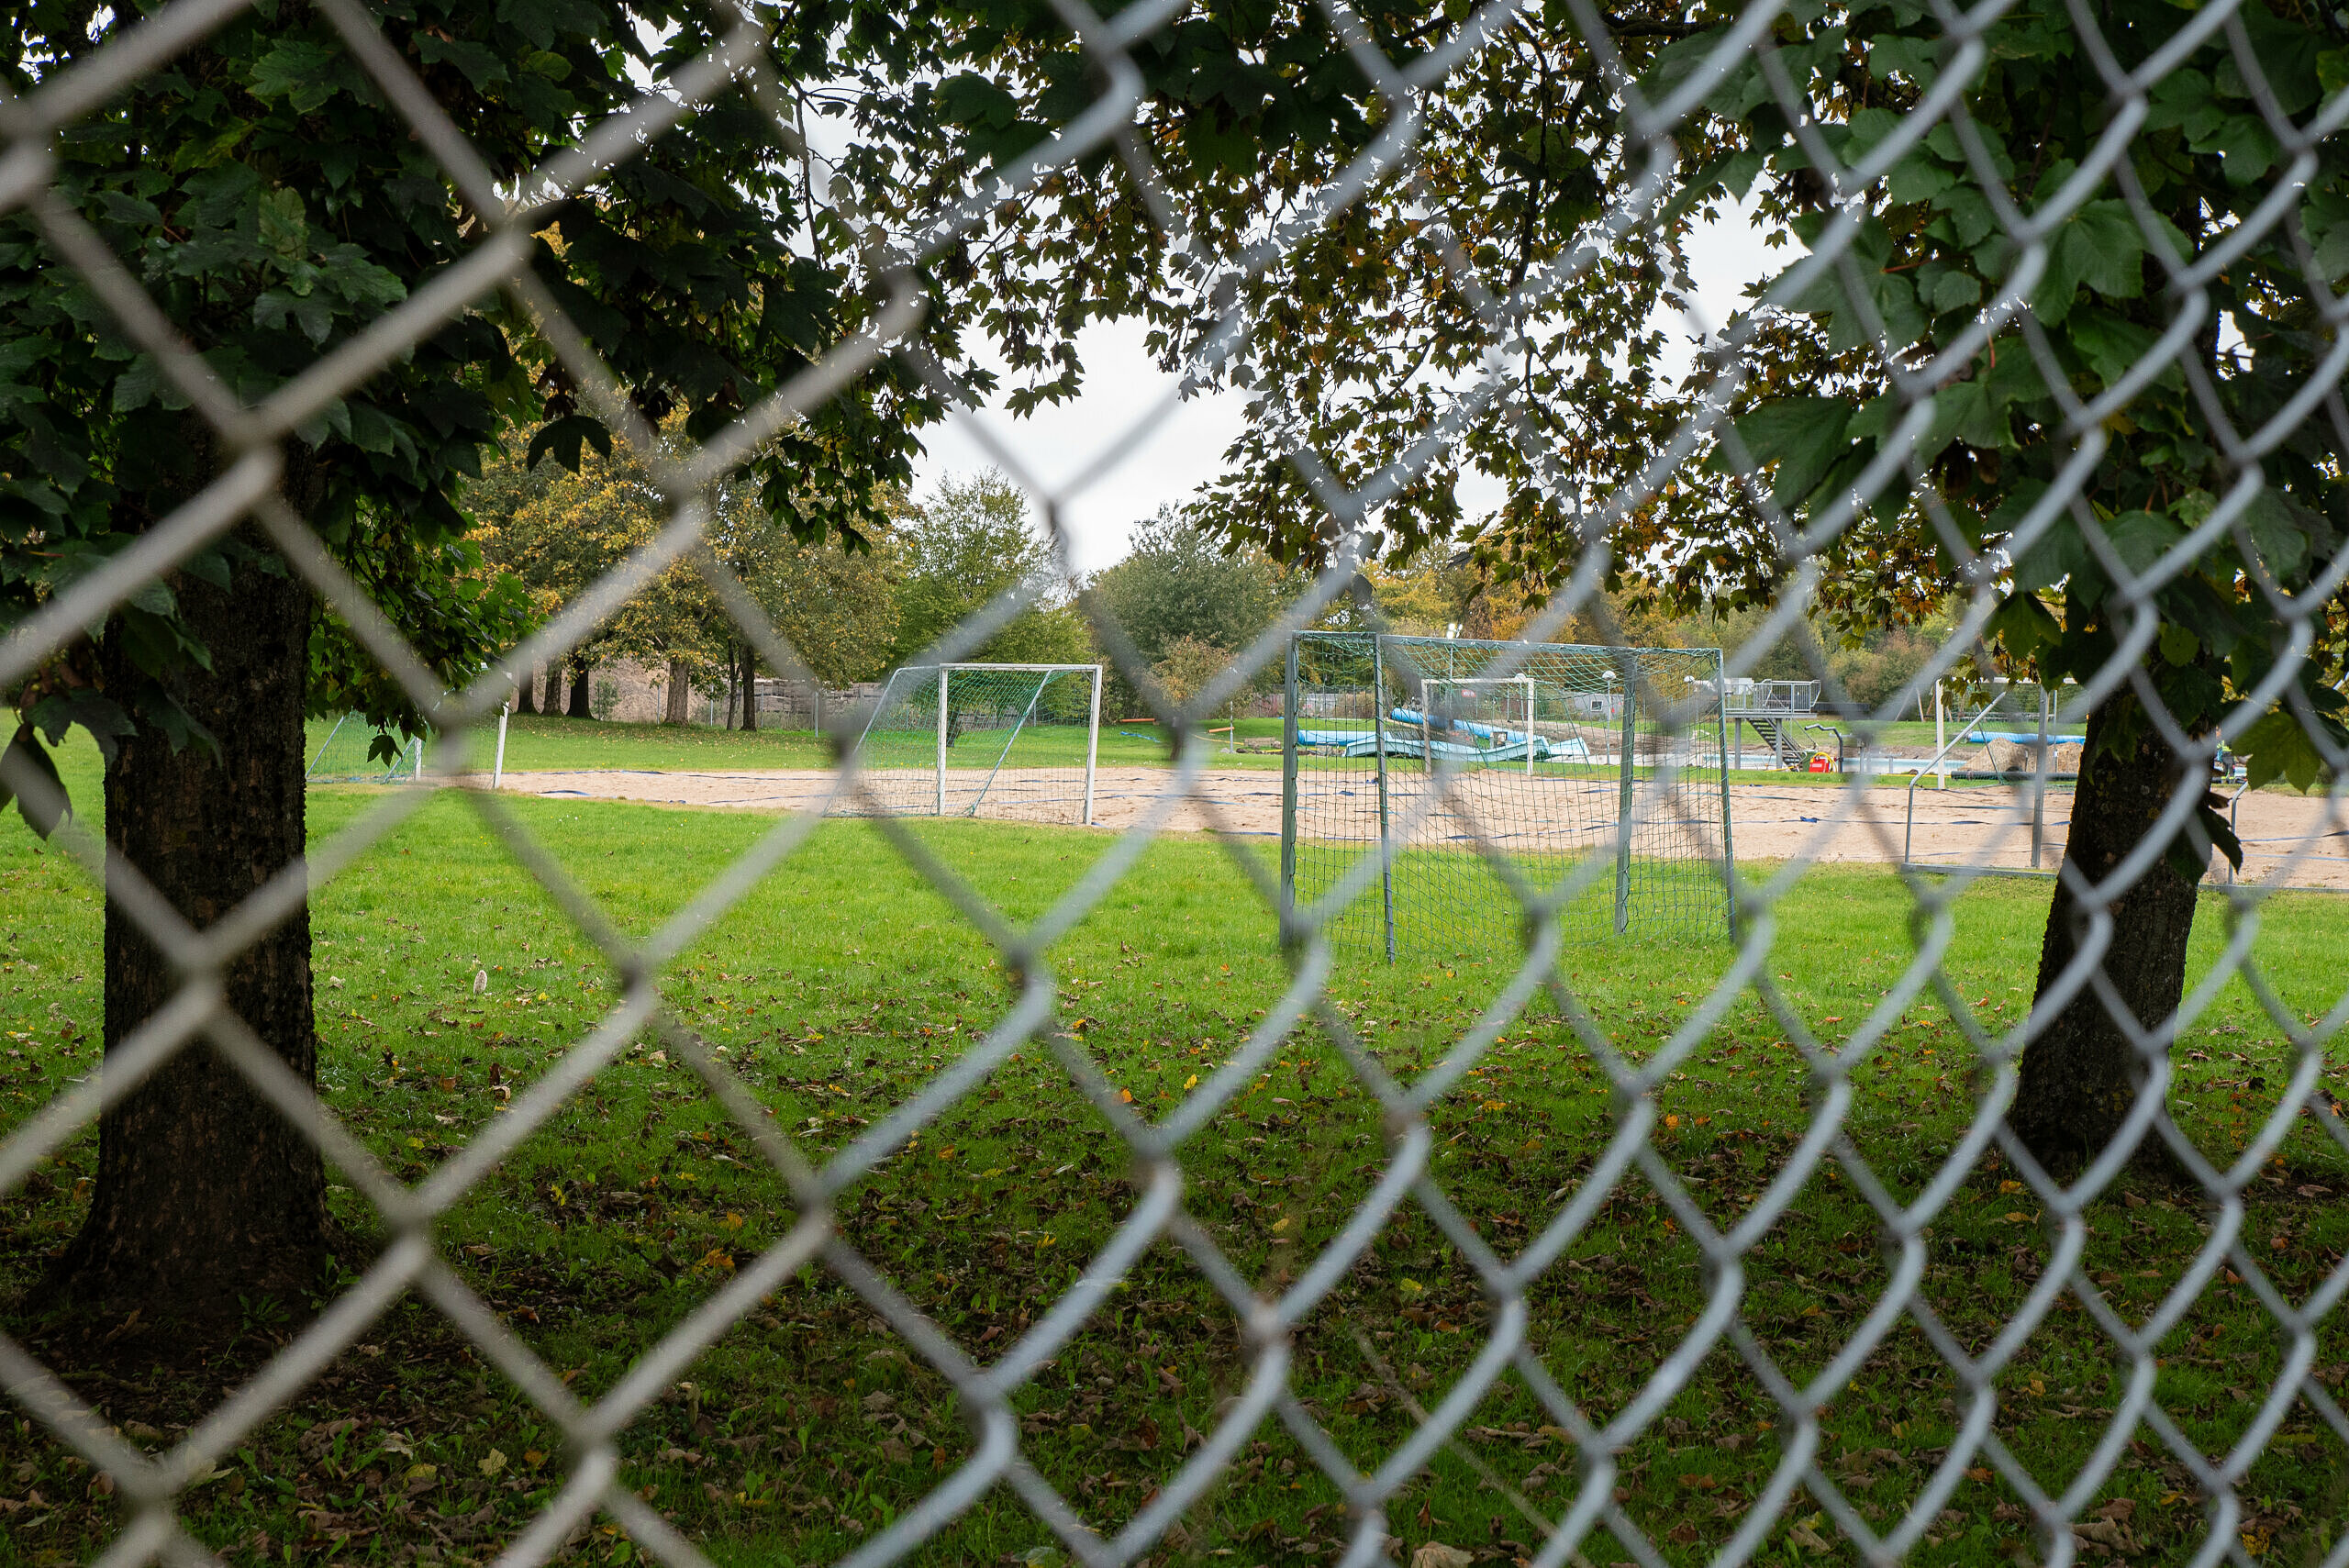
[1808,755,1832,773]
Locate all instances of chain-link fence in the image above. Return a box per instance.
[4,0,2349,1565]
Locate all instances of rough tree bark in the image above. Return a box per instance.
[516,663,537,716]
[567,659,592,719]
[663,657,691,725]
[2010,693,2206,1170]
[740,646,758,732]
[56,529,326,1316]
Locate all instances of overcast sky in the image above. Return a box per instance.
[907,200,1781,575]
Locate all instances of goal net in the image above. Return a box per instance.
[843,663,1103,825]
[1281,631,1734,957]
[306,715,427,784]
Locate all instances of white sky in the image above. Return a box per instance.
[908,199,1778,574]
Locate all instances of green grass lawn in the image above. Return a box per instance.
[3,750,2347,1565]
[304,714,1197,780]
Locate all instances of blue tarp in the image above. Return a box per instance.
[1295,717,1591,763]
[1964,731,2087,745]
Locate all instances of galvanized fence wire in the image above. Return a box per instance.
[0,0,2345,1564]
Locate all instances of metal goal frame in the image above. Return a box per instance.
[851,662,1105,826]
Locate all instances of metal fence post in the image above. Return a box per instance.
[2032,681,2050,869]
[1281,637,1299,940]
[1934,679,1945,788]
[1084,665,1101,827]
[1615,659,1636,936]
[1373,636,1397,963]
[935,665,950,817]
[1713,650,1736,931]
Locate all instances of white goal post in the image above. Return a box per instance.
[847,662,1104,826]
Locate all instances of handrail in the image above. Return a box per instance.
[1904,689,2021,866]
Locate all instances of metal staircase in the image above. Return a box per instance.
[1720,680,1820,771]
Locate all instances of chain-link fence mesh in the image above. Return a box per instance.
[3,0,2349,1564]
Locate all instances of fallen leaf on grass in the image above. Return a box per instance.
[1409,1546,1475,1568]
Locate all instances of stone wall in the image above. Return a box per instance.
[513,662,888,728]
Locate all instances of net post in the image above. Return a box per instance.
[494,702,509,791]
[1281,636,1299,941]
[1419,678,1431,777]
[1614,655,1635,935]
[1373,636,1397,963]
[308,712,348,780]
[2032,681,2050,868]
[1522,673,1534,776]
[1933,678,1945,789]
[1712,650,1736,931]
[935,665,950,817]
[1084,664,1101,827]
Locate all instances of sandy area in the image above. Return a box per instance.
[481,766,2349,890]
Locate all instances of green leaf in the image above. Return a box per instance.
[28,690,135,763]
[2102,510,2184,576]
[1868,34,1942,84]
[257,187,308,260]
[2197,791,2243,873]
[1723,397,1854,509]
[126,575,175,617]
[415,35,508,91]
[2201,113,2280,184]
[2034,202,2144,326]
[249,40,343,112]
[2067,309,2168,393]
[2013,514,2084,592]
[938,73,1019,131]
[112,353,169,414]
[1886,153,1953,206]
[256,288,334,344]
[2158,620,2199,666]
[526,414,613,473]
[2238,708,2328,794]
[1928,268,1981,314]
[0,727,70,839]
[2245,491,2311,583]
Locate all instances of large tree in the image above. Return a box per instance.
[1635,0,2349,1165]
[924,1,2347,1170]
[887,470,1091,669]
[0,0,974,1318]
[1089,506,1292,664]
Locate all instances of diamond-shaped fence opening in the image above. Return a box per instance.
[4,0,2349,1563]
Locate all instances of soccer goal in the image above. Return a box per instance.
[306,715,427,784]
[1280,631,1735,958]
[844,662,1104,825]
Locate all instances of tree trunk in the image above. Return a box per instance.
[56,536,325,1317]
[740,646,758,732]
[2009,694,2206,1171]
[663,657,691,725]
[516,663,537,716]
[567,658,592,719]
